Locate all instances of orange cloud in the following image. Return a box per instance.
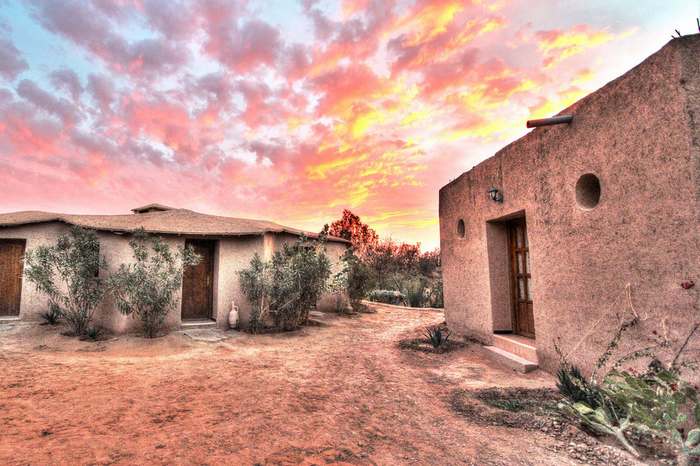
[536,24,635,67]
[1,0,659,249]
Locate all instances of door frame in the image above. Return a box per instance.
[506,217,535,338]
[0,238,26,317]
[181,239,215,321]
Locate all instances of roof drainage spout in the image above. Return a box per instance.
[526,114,573,128]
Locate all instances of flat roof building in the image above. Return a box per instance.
[439,35,699,374]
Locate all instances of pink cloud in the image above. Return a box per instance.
[143,0,197,39]
[312,63,385,114]
[16,79,80,125]
[32,0,189,77]
[204,19,282,72]
[87,74,115,112]
[1,1,649,248]
[0,38,28,80]
[50,69,83,101]
[0,99,63,156]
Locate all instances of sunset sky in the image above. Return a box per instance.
[0,1,696,249]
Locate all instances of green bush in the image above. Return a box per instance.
[333,249,373,312]
[239,254,270,331]
[107,230,199,338]
[428,277,444,308]
[24,226,106,336]
[239,235,331,332]
[559,361,700,459]
[557,320,700,461]
[402,276,426,307]
[367,289,405,305]
[557,363,636,455]
[605,365,700,460]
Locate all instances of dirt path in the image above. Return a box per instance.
[0,305,636,465]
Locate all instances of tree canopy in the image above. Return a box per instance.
[329,209,378,257]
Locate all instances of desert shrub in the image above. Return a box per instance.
[559,360,700,459]
[40,302,62,325]
[239,235,331,332]
[82,326,103,341]
[24,226,106,336]
[427,277,444,308]
[329,269,351,314]
[605,364,700,461]
[402,276,426,307]
[556,315,700,461]
[107,230,199,338]
[328,210,443,308]
[488,399,525,412]
[333,249,373,312]
[239,254,270,331]
[424,324,450,348]
[367,289,405,305]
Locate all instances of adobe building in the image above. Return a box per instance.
[0,204,348,333]
[439,36,699,374]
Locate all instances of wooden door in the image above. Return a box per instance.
[508,219,535,338]
[0,239,25,317]
[181,240,215,320]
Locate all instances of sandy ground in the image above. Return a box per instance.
[0,305,639,465]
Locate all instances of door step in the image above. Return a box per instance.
[484,345,539,373]
[181,320,217,330]
[493,334,538,363]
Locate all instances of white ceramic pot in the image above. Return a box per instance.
[228,302,239,329]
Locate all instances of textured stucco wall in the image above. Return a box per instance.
[269,232,350,313]
[0,224,187,332]
[0,223,70,321]
[439,36,700,375]
[212,235,265,329]
[94,232,185,334]
[0,222,348,333]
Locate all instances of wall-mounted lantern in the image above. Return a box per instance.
[488,187,503,203]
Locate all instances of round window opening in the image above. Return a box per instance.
[457,219,465,238]
[575,173,601,210]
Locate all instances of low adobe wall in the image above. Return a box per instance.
[95,232,185,334]
[212,235,265,329]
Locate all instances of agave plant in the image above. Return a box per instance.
[83,326,103,341]
[40,302,62,325]
[557,365,610,410]
[424,325,450,348]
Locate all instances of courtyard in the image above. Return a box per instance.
[0,304,648,465]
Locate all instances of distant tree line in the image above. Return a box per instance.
[329,209,442,308]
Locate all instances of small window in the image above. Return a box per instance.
[457,219,465,238]
[575,173,601,210]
